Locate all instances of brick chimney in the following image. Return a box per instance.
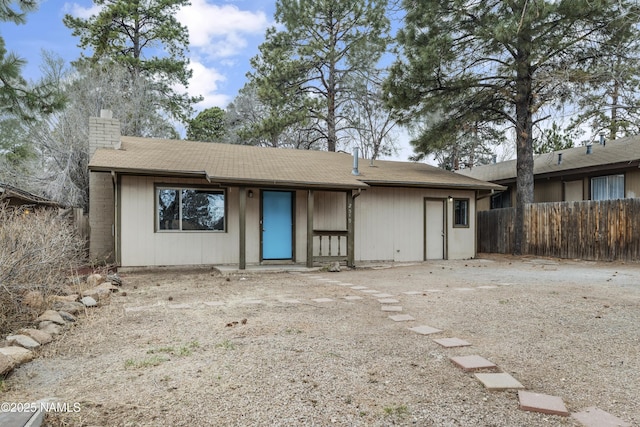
[89,109,121,157]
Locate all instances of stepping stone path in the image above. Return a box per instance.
[311,273,631,426]
[450,355,497,372]
[203,301,225,307]
[518,391,569,417]
[343,296,363,301]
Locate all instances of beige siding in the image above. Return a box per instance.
[354,187,476,262]
[534,180,562,203]
[120,176,252,266]
[564,180,583,201]
[626,169,640,198]
[119,177,478,266]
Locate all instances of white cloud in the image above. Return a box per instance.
[62,2,103,19]
[177,0,270,58]
[186,60,230,109]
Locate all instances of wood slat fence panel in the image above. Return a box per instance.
[477,199,640,261]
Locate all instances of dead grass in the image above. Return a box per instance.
[0,204,86,335]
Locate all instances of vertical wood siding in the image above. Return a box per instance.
[478,199,640,261]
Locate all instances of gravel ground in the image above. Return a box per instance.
[2,255,639,426]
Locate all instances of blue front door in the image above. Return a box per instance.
[262,191,293,260]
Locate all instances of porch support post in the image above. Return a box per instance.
[239,186,247,270]
[306,190,314,268]
[347,190,355,268]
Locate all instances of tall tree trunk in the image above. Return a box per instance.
[610,77,619,139]
[514,50,535,255]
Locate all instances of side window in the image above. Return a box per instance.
[591,174,624,200]
[453,199,469,227]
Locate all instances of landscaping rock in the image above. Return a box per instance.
[96,282,120,292]
[38,322,62,336]
[81,296,98,307]
[107,273,123,286]
[51,300,85,315]
[58,311,76,322]
[36,310,66,325]
[6,334,40,350]
[328,262,341,272]
[19,328,53,345]
[81,287,111,301]
[86,273,105,287]
[22,290,45,309]
[0,346,34,364]
[50,294,80,303]
[0,352,15,375]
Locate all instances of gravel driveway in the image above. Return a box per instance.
[2,255,639,426]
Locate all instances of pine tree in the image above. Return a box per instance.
[64,0,202,128]
[385,0,640,254]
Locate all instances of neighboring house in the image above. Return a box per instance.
[458,135,640,211]
[0,182,62,210]
[88,111,503,269]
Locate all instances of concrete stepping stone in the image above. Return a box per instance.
[242,299,264,304]
[361,289,379,293]
[477,285,498,289]
[402,291,423,295]
[571,407,631,427]
[450,355,497,372]
[336,282,355,286]
[433,337,471,348]
[454,287,475,292]
[381,305,403,312]
[378,298,399,304]
[203,301,225,307]
[518,391,569,416]
[279,298,301,304]
[409,325,442,335]
[311,298,334,303]
[168,303,192,309]
[424,289,442,293]
[388,314,415,322]
[343,296,363,301]
[372,293,394,298]
[474,373,524,390]
[350,286,368,290]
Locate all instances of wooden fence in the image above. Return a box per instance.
[477,198,640,261]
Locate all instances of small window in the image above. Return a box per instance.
[453,199,469,227]
[157,187,225,232]
[591,174,624,201]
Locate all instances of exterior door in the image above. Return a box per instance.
[425,199,446,260]
[261,190,293,260]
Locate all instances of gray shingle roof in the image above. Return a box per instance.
[457,135,640,182]
[89,136,503,191]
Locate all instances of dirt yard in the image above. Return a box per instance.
[2,255,639,426]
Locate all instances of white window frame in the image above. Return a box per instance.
[590,174,624,201]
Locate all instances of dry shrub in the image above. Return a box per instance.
[0,204,86,336]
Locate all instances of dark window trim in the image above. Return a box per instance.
[453,198,470,228]
[155,184,228,233]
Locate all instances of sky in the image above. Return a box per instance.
[2,0,414,160]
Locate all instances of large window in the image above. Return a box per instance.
[453,198,469,227]
[157,187,225,231]
[591,174,624,201]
